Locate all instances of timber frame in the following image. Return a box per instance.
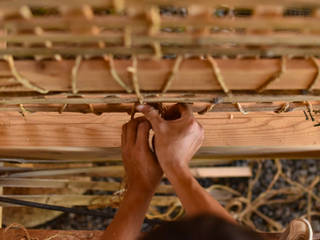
[0,0,320,237]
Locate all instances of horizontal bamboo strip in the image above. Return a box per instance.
[0,0,317,8]
[5,15,320,33]
[0,46,320,57]
[3,94,320,104]
[0,102,318,114]
[0,59,319,93]
[3,230,320,240]
[1,146,320,160]
[0,195,179,207]
[4,166,251,178]
[2,32,320,47]
[0,112,318,148]
[0,178,234,199]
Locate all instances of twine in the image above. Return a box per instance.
[3,55,49,94]
[128,56,144,104]
[71,56,82,95]
[257,56,286,93]
[308,57,320,91]
[162,55,183,93]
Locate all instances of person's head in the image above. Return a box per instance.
[140,214,262,240]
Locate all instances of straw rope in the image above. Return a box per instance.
[127,56,144,104]
[257,56,286,93]
[2,55,49,94]
[105,55,133,93]
[207,55,248,114]
[71,56,82,95]
[308,57,320,91]
[161,55,183,93]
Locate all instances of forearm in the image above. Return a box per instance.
[163,162,236,224]
[101,187,154,240]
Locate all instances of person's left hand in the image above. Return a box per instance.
[121,117,163,193]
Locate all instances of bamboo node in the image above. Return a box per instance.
[3,55,49,94]
[162,55,183,93]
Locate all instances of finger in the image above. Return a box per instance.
[177,103,193,117]
[137,120,151,149]
[121,123,127,147]
[136,104,162,130]
[163,104,181,120]
[126,119,140,145]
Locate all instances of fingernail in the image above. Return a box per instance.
[136,105,144,111]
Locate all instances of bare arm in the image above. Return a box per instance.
[101,118,163,240]
[137,104,235,224]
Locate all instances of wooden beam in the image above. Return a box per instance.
[0,58,319,93]
[1,229,320,240]
[0,112,318,148]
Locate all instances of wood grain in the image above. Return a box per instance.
[0,111,318,148]
[0,58,319,93]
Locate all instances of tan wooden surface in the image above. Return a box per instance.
[0,59,319,92]
[0,229,319,240]
[0,111,318,148]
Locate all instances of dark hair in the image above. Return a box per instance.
[140,214,262,240]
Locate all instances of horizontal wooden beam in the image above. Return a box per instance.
[1,146,320,160]
[2,229,320,240]
[0,111,318,148]
[0,59,319,93]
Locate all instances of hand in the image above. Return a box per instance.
[121,117,163,193]
[136,104,204,170]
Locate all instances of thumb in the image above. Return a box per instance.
[136,104,162,130]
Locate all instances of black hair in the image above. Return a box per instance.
[140,214,262,240]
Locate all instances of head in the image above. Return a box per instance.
[140,214,262,240]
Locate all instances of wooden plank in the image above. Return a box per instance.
[3,166,251,178]
[0,195,179,207]
[0,112,318,148]
[0,0,317,8]
[0,58,318,93]
[0,229,319,240]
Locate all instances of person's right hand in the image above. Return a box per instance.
[136,103,204,170]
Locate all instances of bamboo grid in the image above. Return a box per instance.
[0,0,320,234]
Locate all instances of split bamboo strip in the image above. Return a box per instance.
[3,94,320,105]
[0,195,179,207]
[1,146,320,160]
[4,166,251,178]
[5,15,320,33]
[1,46,320,58]
[4,32,320,47]
[0,163,2,228]
[0,59,318,93]
[0,112,318,148]
[0,178,233,198]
